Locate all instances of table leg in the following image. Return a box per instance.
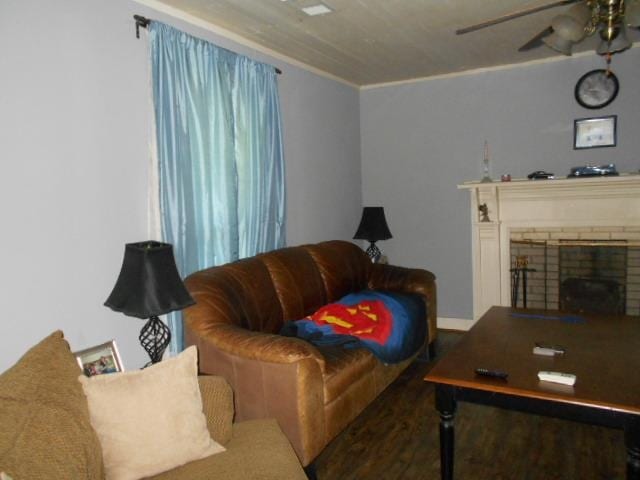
[626,418,640,480]
[435,385,457,480]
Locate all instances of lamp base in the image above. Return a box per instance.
[365,242,382,263]
[139,315,171,366]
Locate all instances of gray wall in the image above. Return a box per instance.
[360,50,640,322]
[0,0,361,371]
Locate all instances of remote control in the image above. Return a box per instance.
[537,371,576,386]
[535,342,565,354]
[475,368,508,379]
[533,347,561,356]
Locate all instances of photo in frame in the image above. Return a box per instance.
[74,340,124,377]
[574,115,617,149]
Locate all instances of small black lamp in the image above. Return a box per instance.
[353,206,393,262]
[105,241,195,365]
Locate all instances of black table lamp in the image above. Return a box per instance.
[353,206,392,261]
[105,241,195,365]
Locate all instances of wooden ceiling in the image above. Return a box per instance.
[150,0,636,86]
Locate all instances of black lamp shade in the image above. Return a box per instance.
[105,241,195,319]
[353,207,392,242]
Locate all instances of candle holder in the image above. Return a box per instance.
[481,140,493,183]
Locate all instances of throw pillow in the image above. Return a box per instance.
[0,331,105,479]
[78,346,224,480]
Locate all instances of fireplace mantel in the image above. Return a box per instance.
[458,174,640,320]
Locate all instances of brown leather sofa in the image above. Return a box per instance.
[184,240,437,467]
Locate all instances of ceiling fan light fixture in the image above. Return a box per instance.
[551,14,588,42]
[543,31,574,55]
[456,0,634,60]
[599,22,620,42]
[596,24,631,54]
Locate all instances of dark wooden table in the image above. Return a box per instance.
[425,306,640,480]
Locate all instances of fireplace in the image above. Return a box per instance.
[459,175,640,321]
[561,277,623,314]
[559,242,627,315]
[509,237,633,315]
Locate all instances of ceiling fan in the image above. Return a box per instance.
[456,0,640,56]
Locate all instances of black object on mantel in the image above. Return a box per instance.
[354,207,393,262]
[105,241,195,366]
[527,170,555,180]
[568,164,618,178]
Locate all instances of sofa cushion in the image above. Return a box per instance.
[147,419,307,480]
[0,331,105,479]
[259,246,327,320]
[321,346,378,404]
[303,241,370,302]
[185,260,285,334]
[78,346,224,480]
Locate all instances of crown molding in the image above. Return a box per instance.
[361,44,638,91]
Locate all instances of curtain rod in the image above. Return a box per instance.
[133,15,282,75]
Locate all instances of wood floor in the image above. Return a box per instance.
[315,331,626,480]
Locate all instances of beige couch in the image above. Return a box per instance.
[0,331,307,480]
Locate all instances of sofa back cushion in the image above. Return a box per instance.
[259,246,327,321]
[303,241,371,303]
[0,331,105,479]
[185,257,284,334]
[184,241,370,334]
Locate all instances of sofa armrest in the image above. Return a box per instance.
[367,263,438,344]
[187,328,326,467]
[198,375,234,445]
[189,323,326,373]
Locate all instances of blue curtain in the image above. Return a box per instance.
[149,22,286,353]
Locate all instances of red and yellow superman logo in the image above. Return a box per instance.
[306,300,392,344]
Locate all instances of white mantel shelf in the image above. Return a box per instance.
[459,172,640,190]
[458,174,640,320]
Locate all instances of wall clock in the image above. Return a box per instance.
[574,69,619,109]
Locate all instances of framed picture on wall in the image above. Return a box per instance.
[74,340,124,377]
[574,115,617,149]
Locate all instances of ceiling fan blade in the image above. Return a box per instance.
[518,26,554,51]
[456,0,581,35]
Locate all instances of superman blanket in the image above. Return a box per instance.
[280,290,426,364]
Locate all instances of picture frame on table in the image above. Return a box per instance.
[74,340,124,377]
[574,115,617,150]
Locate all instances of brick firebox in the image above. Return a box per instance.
[510,227,640,316]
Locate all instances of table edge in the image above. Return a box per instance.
[424,374,640,416]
